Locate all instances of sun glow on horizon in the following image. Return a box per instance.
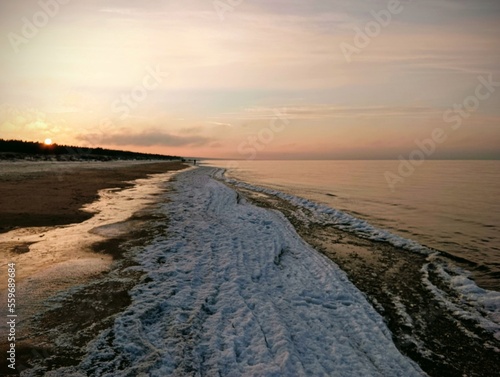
[1,1,499,160]
[44,138,53,145]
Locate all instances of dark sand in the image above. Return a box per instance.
[0,161,187,233]
[5,163,498,377]
[233,185,500,377]
[0,161,187,376]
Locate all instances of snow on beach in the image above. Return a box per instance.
[49,167,425,376]
[213,169,433,256]
[215,168,500,342]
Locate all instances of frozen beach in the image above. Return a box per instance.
[26,166,424,377]
[5,165,500,376]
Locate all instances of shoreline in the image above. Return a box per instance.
[43,167,425,376]
[224,176,500,377]
[0,161,188,375]
[0,160,187,233]
[218,160,500,292]
[3,165,498,376]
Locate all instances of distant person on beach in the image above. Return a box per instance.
[193,159,197,165]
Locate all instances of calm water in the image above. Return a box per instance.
[205,160,500,290]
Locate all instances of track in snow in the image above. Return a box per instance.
[51,167,425,377]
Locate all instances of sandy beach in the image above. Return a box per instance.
[2,0,499,374]
[34,167,426,377]
[0,161,187,375]
[1,164,499,377]
[219,167,500,377]
[0,161,187,233]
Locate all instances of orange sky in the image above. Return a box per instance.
[1,0,499,159]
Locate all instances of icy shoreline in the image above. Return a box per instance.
[214,168,500,342]
[48,167,425,376]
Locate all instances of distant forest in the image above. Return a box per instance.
[0,139,182,161]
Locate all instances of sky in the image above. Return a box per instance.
[0,0,499,159]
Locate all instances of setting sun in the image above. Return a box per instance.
[0,1,499,375]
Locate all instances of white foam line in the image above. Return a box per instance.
[214,167,500,344]
[214,168,434,256]
[50,167,425,376]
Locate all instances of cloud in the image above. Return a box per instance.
[209,141,223,148]
[177,126,204,135]
[208,121,232,127]
[80,129,211,147]
[215,105,442,120]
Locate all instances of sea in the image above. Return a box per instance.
[203,160,500,291]
[4,161,498,376]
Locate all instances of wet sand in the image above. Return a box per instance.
[233,185,500,377]
[0,161,186,233]
[2,164,499,376]
[0,161,187,375]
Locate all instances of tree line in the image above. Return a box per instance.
[0,139,182,161]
